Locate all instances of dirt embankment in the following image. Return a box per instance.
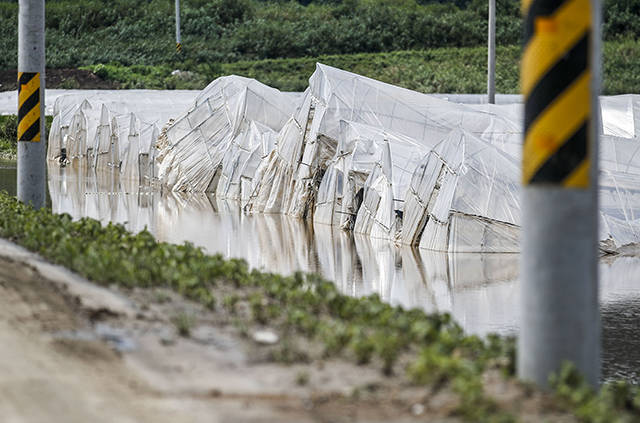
[0,238,577,423]
[0,239,449,423]
[0,69,118,92]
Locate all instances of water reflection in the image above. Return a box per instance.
[37,164,640,383]
[0,160,17,195]
[47,164,521,337]
[601,258,640,383]
[1,160,51,206]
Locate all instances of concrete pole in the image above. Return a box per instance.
[487,0,496,104]
[175,0,182,53]
[17,0,46,209]
[518,0,601,388]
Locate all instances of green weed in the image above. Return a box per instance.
[171,312,195,337]
[550,363,640,423]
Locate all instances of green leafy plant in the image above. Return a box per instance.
[550,362,640,423]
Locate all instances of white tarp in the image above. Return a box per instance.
[155,76,300,192]
[0,89,199,116]
[47,91,194,184]
[247,64,521,220]
[47,64,640,252]
[315,120,432,234]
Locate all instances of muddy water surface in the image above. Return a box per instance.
[3,163,639,384]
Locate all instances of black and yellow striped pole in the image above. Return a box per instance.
[175,0,182,54]
[18,72,41,142]
[17,0,46,209]
[518,0,600,387]
[487,0,496,104]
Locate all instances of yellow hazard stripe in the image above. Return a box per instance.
[521,0,534,16]
[564,158,590,188]
[521,0,591,96]
[17,102,40,141]
[523,71,590,182]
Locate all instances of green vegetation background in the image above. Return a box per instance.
[0,0,638,68]
[0,0,639,94]
[0,0,525,68]
[79,41,640,95]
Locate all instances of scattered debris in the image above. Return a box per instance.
[252,329,279,345]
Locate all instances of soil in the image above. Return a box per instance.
[0,239,440,422]
[0,69,119,92]
[0,238,578,422]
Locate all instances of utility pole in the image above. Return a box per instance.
[175,0,182,53]
[487,0,496,104]
[518,0,600,388]
[17,0,46,209]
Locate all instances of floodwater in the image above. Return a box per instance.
[2,162,639,384]
[0,159,51,206]
[0,160,17,195]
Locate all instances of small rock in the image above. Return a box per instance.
[251,330,279,345]
[160,337,175,346]
[411,403,425,416]
[302,398,313,411]
[159,331,177,346]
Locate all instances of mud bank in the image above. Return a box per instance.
[0,237,582,423]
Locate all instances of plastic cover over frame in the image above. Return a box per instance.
[47,64,640,252]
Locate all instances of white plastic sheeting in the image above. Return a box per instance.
[155,76,300,192]
[315,121,432,236]
[47,64,640,252]
[405,129,520,252]
[50,90,197,124]
[0,89,199,116]
[247,64,522,221]
[47,91,195,185]
[216,121,278,203]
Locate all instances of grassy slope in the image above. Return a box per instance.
[0,0,522,70]
[82,40,640,95]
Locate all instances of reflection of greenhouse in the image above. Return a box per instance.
[48,64,640,252]
[47,167,520,336]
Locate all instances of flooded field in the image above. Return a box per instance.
[2,161,639,384]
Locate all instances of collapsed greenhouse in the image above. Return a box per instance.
[48,64,640,253]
